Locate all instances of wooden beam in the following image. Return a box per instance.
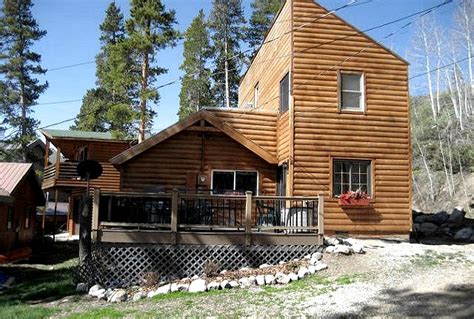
[245,191,252,246]
[318,194,325,236]
[91,188,100,241]
[170,189,178,244]
[185,126,219,132]
[44,139,50,167]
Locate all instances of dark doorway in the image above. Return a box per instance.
[277,163,288,196]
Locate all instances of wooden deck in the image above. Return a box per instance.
[91,190,324,246]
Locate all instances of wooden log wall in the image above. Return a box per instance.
[238,0,292,112]
[120,129,276,195]
[291,0,411,235]
[209,109,278,156]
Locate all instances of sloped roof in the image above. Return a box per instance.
[41,129,128,142]
[111,110,278,165]
[0,163,33,195]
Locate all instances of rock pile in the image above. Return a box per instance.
[76,251,331,303]
[412,208,474,242]
[324,237,366,255]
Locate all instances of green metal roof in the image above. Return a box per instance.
[41,129,126,141]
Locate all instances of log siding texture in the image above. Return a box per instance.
[238,0,411,235]
[119,129,276,195]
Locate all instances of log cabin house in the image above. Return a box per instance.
[40,129,132,235]
[56,0,411,284]
[0,163,45,263]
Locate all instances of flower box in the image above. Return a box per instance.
[338,197,370,207]
[338,190,371,207]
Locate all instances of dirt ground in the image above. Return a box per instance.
[40,239,474,318]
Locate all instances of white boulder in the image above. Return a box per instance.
[314,262,328,271]
[311,252,323,261]
[264,274,275,285]
[207,281,220,290]
[108,289,128,303]
[288,273,299,282]
[256,275,266,286]
[334,244,352,255]
[297,267,309,279]
[76,283,88,293]
[88,284,103,297]
[188,279,207,293]
[325,246,335,253]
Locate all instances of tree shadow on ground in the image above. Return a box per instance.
[27,239,79,265]
[333,284,474,318]
[0,263,76,306]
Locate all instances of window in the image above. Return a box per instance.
[7,207,14,230]
[279,72,290,113]
[25,207,34,229]
[339,71,365,111]
[333,159,371,197]
[253,83,259,108]
[78,146,88,161]
[212,170,258,195]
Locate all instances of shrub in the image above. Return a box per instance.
[140,271,160,287]
[202,260,220,278]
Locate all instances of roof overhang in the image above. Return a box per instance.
[110,110,279,165]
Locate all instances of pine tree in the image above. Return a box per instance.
[209,0,246,108]
[72,2,135,138]
[125,0,180,142]
[96,1,125,87]
[246,0,281,58]
[0,0,48,161]
[178,10,212,119]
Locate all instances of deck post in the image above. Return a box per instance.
[55,146,61,179]
[91,188,100,241]
[245,191,252,246]
[318,194,325,237]
[171,189,178,244]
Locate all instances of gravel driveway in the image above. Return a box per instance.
[54,239,474,318]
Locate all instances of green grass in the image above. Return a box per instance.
[410,250,470,268]
[0,242,79,319]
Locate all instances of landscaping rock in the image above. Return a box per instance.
[309,257,319,265]
[256,275,266,286]
[88,284,104,297]
[188,279,207,293]
[229,280,239,288]
[156,284,171,294]
[304,254,311,260]
[454,227,473,242]
[239,277,253,287]
[132,291,147,302]
[264,274,275,285]
[207,281,220,290]
[311,252,323,261]
[220,280,231,289]
[288,273,299,282]
[308,265,316,274]
[170,283,179,292]
[240,267,251,271]
[191,275,200,280]
[176,283,189,292]
[275,272,290,284]
[427,211,449,225]
[351,243,365,254]
[97,291,108,301]
[447,208,465,228]
[248,275,256,284]
[325,246,335,253]
[297,267,309,279]
[419,222,438,236]
[314,262,328,271]
[108,289,127,303]
[414,214,430,224]
[324,237,341,246]
[258,263,271,269]
[334,244,352,255]
[76,283,88,293]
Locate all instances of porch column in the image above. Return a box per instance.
[91,188,100,241]
[44,139,50,167]
[170,189,178,244]
[245,191,253,246]
[318,194,325,236]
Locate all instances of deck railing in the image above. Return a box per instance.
[92,189,324,245]
[43,161,81,181]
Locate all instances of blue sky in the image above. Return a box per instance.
[29,0,456,133]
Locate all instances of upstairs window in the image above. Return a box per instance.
[7,207,13,230]
[254,83,259,108]
[333,159,372,197]
[279,72,289,113]
[339,71,365,111]
[212,170,258,195]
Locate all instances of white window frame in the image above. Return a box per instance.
[339,71,365,112]
[254,83,259,109]
[332,159,372,198]
[211,169,259,195]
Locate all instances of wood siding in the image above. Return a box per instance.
[120,128,276,195]
[209,109,278,156]
[277,112,290,163]
[291,0,410,235]
[238,0,292,111]
[0,178,39,254]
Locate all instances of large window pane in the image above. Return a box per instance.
[341,92,361,109]
[280,73,289,113]
[213,171,234,194]
[341,73,361,91]
[333,159,371,197]
[236,171,257,195]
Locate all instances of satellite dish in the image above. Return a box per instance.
[77,160,103,180]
